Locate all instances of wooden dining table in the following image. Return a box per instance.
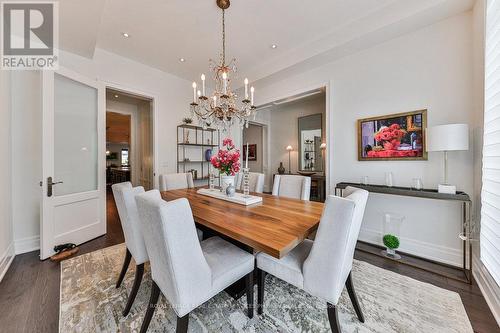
[161,187,324,259]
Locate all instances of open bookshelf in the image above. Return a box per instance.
[176,124,220,185]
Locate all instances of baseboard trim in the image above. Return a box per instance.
[14,235,40,255]
[359,227,462,267]
[0,242,15,282]
[472,255,500,326]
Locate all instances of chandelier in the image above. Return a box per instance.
[189,0,256,131]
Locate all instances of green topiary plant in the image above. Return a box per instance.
[383,234,400,249]
[182,117,193,124]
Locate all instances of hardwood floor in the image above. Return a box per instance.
[0,190,498,333]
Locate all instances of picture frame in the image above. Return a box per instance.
[243,144,257,161]
[358,109,428,161]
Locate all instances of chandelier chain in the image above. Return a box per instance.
[222,9,226,65]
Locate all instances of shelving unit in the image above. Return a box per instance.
[177,124,220,185]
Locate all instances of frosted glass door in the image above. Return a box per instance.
[54,74,98,196]
[41,68,105,260]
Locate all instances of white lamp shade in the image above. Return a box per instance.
[427,124,469,152]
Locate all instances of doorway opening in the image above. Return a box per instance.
[255,88,327,201]
[242,122,269,191]
[106,88,154,191]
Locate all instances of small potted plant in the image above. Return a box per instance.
[210,138,240,195]
[381,213,405,259]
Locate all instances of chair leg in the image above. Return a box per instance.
[245,271,254,319]
[327,303,341,333]
[139,281,160,333]
[176,314,189,333]
[116,248,132,288]
[122,264,144,316]
[345,272,365,323]
[257,269,266,315]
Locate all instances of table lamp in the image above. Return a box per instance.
[286,145,293,174]
[427,124,469,194]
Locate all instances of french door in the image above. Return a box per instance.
[40,68,106,259]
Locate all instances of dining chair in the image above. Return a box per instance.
[256,186,369,333]
[159,172,195,191]
[272,174,311,200]
[235,172,265,193]
[135,190,255,333]
[111,182,150,316]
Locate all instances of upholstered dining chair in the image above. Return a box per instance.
[272,174,311,200]
[111,182,150,316]
[256,186,369,333]
[159,172,194,191]
[235,172,265,193]
[135,190,255,333]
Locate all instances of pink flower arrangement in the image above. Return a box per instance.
[210,138,241,176]
[374,124,406,150]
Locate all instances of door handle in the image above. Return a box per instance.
[47,176,63,197]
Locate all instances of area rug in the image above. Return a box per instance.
[60,243,473,333]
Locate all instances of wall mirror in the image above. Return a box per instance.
[298,113,323,172]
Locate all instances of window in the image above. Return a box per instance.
[121,149,129,166]
[481,0,500,285]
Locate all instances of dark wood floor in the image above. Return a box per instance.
[0,190,498,333]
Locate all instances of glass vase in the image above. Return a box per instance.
[381,213,405,260]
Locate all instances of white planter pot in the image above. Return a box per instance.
[220,175,235,193]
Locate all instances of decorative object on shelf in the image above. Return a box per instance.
[361,176,369,185]
[381,213,405,260]
[278,162,285,175]
[189,0,257,131]
[286,145,293,174]
[385,172,394,187]
[243,144,257,161]
[427,124,469,194]
[242,167,250,197]
[182,117,193,124]
[184,130,190,144]
[205,148,213,161]
[358,110,427,161]
[183,157,190,162]
[210,138,240,194]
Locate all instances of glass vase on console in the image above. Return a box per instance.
[381,213,405,260]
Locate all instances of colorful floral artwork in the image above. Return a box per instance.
[210,138,241,175]
[358,110,427,160]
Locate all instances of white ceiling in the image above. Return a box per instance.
[59,0,475,84]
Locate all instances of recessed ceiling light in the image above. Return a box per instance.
[271,44,278,49]
[114,94,119,98]
[179,58,186,62]
[122,32,130,38]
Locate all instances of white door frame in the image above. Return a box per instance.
[103,81,158,189]
[40,66,106,259]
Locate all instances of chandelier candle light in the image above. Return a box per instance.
[190,0,257,131]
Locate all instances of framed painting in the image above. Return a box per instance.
[243,144,257,161]
[358,109,427,161]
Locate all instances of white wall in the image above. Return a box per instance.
[10,48,193,253]
[0,70,14,281]
[250,12,477,266]
[11,71,42,254]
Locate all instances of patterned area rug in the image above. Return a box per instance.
[60,243,473,333]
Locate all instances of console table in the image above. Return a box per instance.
[335,182,472,283]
